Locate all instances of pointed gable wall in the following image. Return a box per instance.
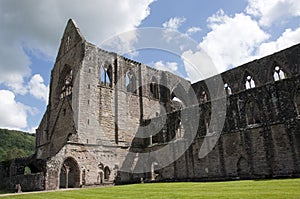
[56,19,85,61]
[36,19,87,159]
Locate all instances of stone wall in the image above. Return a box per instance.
[117,43,300,183]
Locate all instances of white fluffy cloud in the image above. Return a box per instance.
[0,0,155,91]
[0,90,31,129]
[198,10,270,73]
[163,17,186,31]
[28,74,49,103]
[246,0,300,26]
[186,27,201,35]
[181,4,300,82]
[154,61,179,74]
[258,26,300,57]
[181,49,216,82]
[0,0,155,130]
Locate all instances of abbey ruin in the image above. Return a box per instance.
[0,19,300,191]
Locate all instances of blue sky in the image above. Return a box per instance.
[0,0,299,133]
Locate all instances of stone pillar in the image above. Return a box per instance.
[65,165,70,189]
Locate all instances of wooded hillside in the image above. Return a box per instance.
[0,129,35,162]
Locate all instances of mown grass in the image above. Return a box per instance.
[1,178,300,199]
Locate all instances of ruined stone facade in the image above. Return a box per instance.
[1,19,300,191]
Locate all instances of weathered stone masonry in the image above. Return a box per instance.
[0,19,299,191]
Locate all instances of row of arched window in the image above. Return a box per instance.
[98,64,161,99]
[223,65,287,97]
[196,66,288,105]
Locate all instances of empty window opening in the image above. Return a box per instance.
[63,108,66,116]
[224,83,232,95]
[245,75,255,89]
[61,70,73,99]
[199,91,208,104]
[24,166,31,175]
[125,73,130,87]
[150,77,159,99]
[100,65,112,87]
[245,101,261,126]
[273,66,286,81]
[125,70,137,93]
[100,67,106,83]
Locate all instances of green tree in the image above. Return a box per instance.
[0,129,35,162]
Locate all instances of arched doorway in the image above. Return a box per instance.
[104,166,110,181]
[59,157,80,188]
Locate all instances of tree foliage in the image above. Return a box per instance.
[0,129,35,162]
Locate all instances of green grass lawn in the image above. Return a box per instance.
[1,179,300,199]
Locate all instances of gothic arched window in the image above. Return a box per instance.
[273,66,286,81]
[245,75,255,89]
[126,70,137,93]
[100,64,112,87]
[224,83,232,95]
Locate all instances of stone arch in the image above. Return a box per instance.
[171,83,189,108]
[237,156,250,178]
[59,157,80,189]
[104,166,111,181]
